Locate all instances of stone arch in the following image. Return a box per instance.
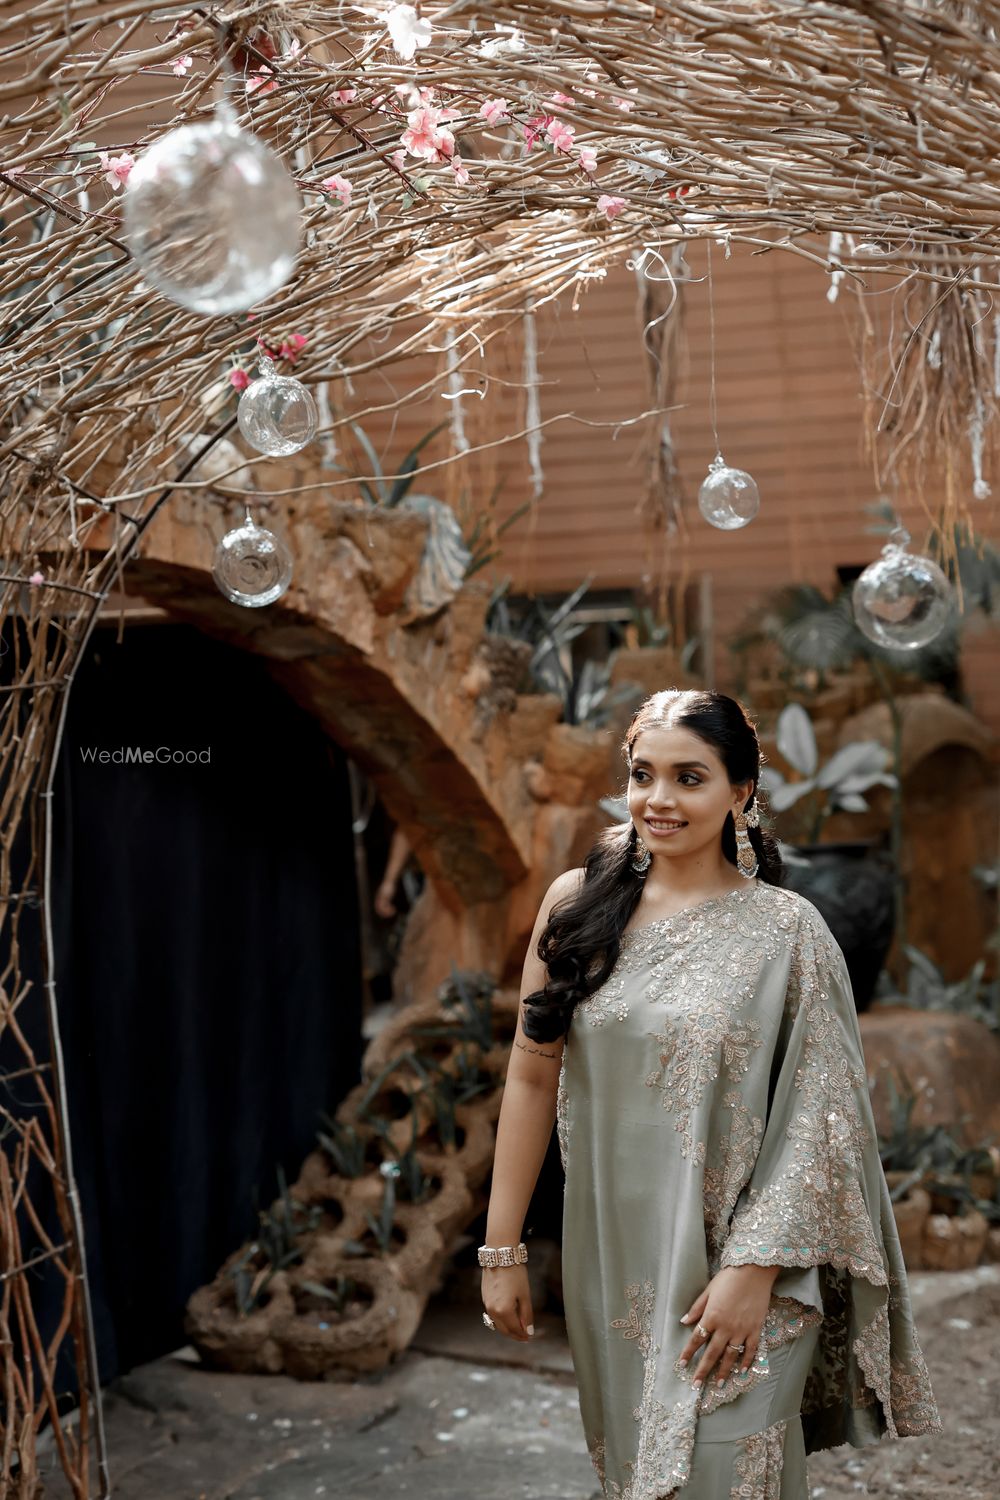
[109,499,544,911]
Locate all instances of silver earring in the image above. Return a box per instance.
[631,833,651,874]
[734,803,759,879]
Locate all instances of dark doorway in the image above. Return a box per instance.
[45,621,363,1382]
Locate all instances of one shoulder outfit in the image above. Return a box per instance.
[556,881,940,1499]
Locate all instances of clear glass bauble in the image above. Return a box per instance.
[697,453,760,530]
[851,531,954,650]
[123,101,300,315]
[212,512,293,607]
[237,360,318,456]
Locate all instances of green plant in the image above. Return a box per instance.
[424,1070,459,1150]
[343,1161,403,1257]
[368,1109,433,1204]
[409,967,497,1052]
[335,420,449,507]
[229,1166,322,1316]
[757,702,896,843]
[315,1114,367,1178]
[874,945,999,1032]
[876,1069,1000,1213]
[464,484,533,577]
[485,579,639,726]
[354,1048,437,1121]
[444,1043,496,1105]
[296,1276,359,1317]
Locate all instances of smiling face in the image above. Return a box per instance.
[627,724,753,863]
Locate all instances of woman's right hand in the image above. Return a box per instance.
[481,1265,535,1341]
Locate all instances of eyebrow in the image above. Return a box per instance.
[631,758,711,772]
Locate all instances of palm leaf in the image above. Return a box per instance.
[349,422,387,503]
[386,420,449,506]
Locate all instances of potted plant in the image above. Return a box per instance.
[185,1167,317,1373]
[759,702,898,1007]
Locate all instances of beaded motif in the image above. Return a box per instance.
[597,1280,819,1499]
[729,1419,786,1500]
[555,1052,569,1170]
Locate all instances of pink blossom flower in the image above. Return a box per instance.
[246,66,277,95]
[450,155,470,185]
[390,149,406,170]
[387,4,432,61]
[280,333,308,361]
[597,194,627,219]
[548,91,575,107]
[577,145,598,173]
[229,369,251,391]
[545,117,576,152]
[333,86,357,104]
[98,151,135,190]
[479,97,510,127]
[321,173,353,207]
[394,83,435,107]
[613,95,636,112]
[28,571,45,587]
[523,113,551,151]
[437,105,461,121]
[400,104,454,162]
[171,54,193,77]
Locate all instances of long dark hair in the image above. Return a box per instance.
[521,689,783,1043]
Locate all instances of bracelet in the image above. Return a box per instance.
[477,1241,528,1268]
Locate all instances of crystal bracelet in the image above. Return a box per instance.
[477,1241,528,1268]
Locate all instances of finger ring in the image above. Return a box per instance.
[727,1342,745,1353]
[696,1323,710,1339]
[482,1312,496,1330]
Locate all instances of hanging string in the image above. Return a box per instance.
[706,236,721,461]
[445,336,471,455]
[523,297,544,499]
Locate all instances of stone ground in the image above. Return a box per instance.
[37,1262,1000,1500]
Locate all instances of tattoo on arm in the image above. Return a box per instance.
[514,1039,558,1059]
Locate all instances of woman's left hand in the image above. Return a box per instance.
[679,1264,779,1388]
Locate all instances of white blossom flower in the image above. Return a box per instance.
[479,25,525,58]
[387,4,432,61]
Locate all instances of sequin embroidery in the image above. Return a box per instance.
[729,1419,786,1500]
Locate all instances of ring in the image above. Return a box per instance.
[482,1312,496,1330]
[695,1323,709,1339]
[727,1342,746,1353]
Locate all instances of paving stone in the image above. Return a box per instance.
[37,1268,1000,1499]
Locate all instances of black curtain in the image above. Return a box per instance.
[35,620,363,1383]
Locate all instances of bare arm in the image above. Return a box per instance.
[484,866,584,1251]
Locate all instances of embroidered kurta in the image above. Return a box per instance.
[556,880,940,1500]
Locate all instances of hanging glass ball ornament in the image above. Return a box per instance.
[237,356,318,456]
[212,509,293,607]
[123,100,300,315]
[697,452,760,530]
[851,527,954,650]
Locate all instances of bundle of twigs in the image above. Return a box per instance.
[3,3,1000,1494]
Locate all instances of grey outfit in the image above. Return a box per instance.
[556,881,940,1499]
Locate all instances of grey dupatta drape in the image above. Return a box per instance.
[556,881,940,1500]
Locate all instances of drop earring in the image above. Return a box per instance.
[631,832,651,874]
[733,801,760,879]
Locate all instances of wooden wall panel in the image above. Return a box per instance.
[355,241,999,736]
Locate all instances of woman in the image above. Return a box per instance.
[480,689,940,1499]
